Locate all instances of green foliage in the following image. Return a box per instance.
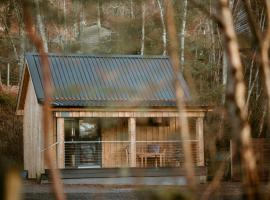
[0,92,16,106]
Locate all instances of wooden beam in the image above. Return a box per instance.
[50,106,213,112]
[128,118,136,167]
[57,118,65,168]
[196,117,204,166]
[55,111,205,118]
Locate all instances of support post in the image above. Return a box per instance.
[128,117,136,167]
[57,118,65,168]
[196,117,204,166]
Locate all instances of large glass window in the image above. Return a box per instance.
[64,118,101,168]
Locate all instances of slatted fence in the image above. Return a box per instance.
[231,139,270,181]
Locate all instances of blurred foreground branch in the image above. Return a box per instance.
[22,1,66,200]
[218,0,259,199]
[165,0,196,193]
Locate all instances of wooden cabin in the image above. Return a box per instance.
[16,53,210,180]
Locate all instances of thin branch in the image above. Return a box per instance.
[242,0,262,44]
[189,0,223,27]
[0,15,19,60]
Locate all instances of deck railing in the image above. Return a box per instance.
[63,140,199,168]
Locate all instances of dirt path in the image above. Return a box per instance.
[22,180,267,200]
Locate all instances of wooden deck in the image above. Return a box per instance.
[42,167,207,180]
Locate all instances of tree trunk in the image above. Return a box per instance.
[97,0,101,28]
[222,50,228,104]
[63,0,67,51]
[130,0,134,19]
[34,0,48,52]
[180,0,187,71]
[19,29,26,78]
[140,2,146,55]
[157,0,167,55]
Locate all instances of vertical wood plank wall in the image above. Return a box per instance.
[102,119,128,167]
[101,118,198,168]
[23,79,44,178]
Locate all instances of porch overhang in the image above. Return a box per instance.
[53,106,212,118]
[54,108,209,170]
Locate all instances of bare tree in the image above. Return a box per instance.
[34,0,48,52]
[130,0,134,19]
[222,50,228,103]
[63,0,68,51]
[157,0,167,55]
[180,0,188,71]
[97,0,102,28]
[140,2,146,55]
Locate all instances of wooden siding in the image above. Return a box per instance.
[55,111,205,118]
[101,119,128,167]
[101,118,198,168]
[23,78,57,178]
[23,78,44,178]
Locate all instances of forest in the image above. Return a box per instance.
[0,0,269,200]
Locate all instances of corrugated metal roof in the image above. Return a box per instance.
[25,53,191,107]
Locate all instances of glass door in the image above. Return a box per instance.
[78,119,101,168]
[64,118,101,168]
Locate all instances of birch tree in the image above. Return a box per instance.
[180,0,187,71]
[157,0,167,55]
[97,0,102,28]
[140,1,145,55]
[34,0,48,52]
[130,0,134,19]
[222,50,227,103]
[63,0,68,51]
